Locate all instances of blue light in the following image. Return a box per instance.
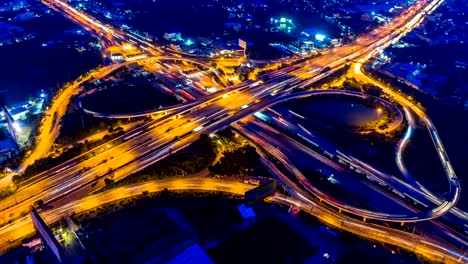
[315,34,326,42]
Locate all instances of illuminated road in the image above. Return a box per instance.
[235,115,467,247]
[0,0,453,226]
[270,90,404,134]
[0,0,461,258]
[352,63,462,223]
[272,195,467,264]
[75,55,227,119]
[18,63,134,172]
[77,91,194,119]
[0,178,254,254]
[42,0,231,86]
[226,88,460,222]
[1,178,465,263]
[234,123,466,263]
[1,54,219,186]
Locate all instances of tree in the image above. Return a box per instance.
[34,199,44,209]
[104,178,114,186]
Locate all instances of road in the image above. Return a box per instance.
[234,115,467,248]
[0,54,217,190]
[0,0,461,257]
[0,0,452,227]
[0,178,254,254]
[352,62,462,223]
[271,90,404,134]
[17,63,134,172]
[260,92,467,226]
[234,122,466,263]
[3,88,457,227]
[75,56,226,119]
[228,94,460,221]
[2,176,465,263]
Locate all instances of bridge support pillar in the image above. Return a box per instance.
[363,217,367,222]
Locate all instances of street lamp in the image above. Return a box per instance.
[377,108,382,118]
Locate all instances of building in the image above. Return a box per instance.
[380,62,426,89]
[164,32,183,42]
[269,17,295,33]
[212,39,244,57]
[0,133,18,160]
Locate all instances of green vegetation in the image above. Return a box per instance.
[209,128,271,177]
[301,64,351,90]
[341,77,381,94]
[13,129,126,184]
[57,102,134,145]
[209,145,267,176]
[0,185,16,200]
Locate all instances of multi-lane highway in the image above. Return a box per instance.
[0,178,255,254]
[0,0,463,260]
[1,177,464,263]
[234,111,467,246]
[234,122,466,263]
[224,90,461,222]
[2,0,451,227]
[352,63,462,221]
[25,0,447,214]
[18,64,125,170]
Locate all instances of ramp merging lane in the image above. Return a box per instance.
[0,0,463,260]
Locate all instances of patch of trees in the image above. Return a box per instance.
[14,129,126,184]
[209,145,265,176]
[102,134,216,189]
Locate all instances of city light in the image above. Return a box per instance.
[122,43,133,50]
[12,122,22,132]
[315,34,326,42]
[1,0,464,263]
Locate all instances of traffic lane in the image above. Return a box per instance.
[243,120,415,216]
[0,92,253,218]
[16,0,448,223]
[352,64,461,218]
[0,178,255,254]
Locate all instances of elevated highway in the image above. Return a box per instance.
[0,178,465,263]
[0,0,462,257]
[1,0,456,225]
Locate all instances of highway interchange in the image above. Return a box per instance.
[0,0,466,262]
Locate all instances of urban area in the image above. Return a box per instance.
[0,0,467,263]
